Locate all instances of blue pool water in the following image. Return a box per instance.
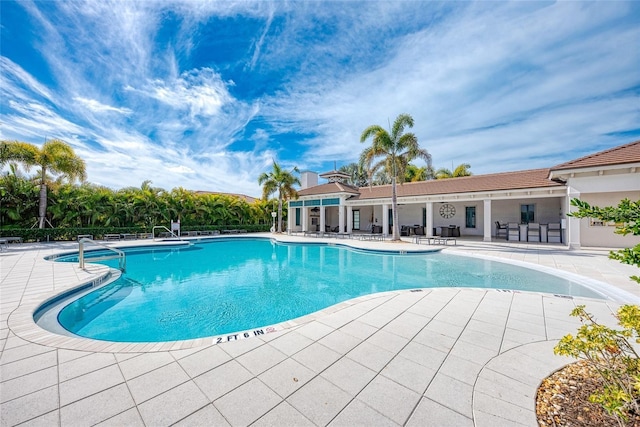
[48,238,603,342]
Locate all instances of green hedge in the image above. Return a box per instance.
[0,224,271,242]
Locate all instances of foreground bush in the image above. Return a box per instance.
[554,305,640,425]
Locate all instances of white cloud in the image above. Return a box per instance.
[2,1,637,197]
[0,57,54,103]
[73,97,133,115]
[3,101,84,137]
[257,1,639,174]
[167,164,196,174]
[135,69,233,118]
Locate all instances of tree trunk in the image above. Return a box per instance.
[38,183,47,229]
[277,194,283,233]
[391,176,400,240]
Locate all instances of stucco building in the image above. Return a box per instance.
[288,140,640,248]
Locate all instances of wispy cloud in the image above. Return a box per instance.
[257,1,639,172]
[73,97,133,115]
[130,68,235,119]
[1,0,638,196]
[0,57,54,103]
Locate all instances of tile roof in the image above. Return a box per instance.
[551,140,640,171]
[352,168,562,200]
[297,182,361,197]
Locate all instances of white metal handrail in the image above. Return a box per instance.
[152,225,181,240]
[78,238,126,271]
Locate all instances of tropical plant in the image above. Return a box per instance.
[435,167,452,179]
[0,173,272,237]
[0,165,39,227]
[555,305,640,425]
[258,161,300,233]
[405,164,428,182]
[2,139,86,228]
[569,198,640,283]
[339,163,368,187]
[553,198,640,425]
[360,113,432,240]
[435,163,472,179]
[453,163,472,177]
[372,170,392,185]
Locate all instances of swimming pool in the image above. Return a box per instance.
[37,238,604,343]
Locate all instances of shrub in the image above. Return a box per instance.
[554,305,640,425]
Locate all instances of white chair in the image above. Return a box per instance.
[547,223,562,243]
[507,223,520,241]
[527,223,540,242]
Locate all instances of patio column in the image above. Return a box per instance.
[287,206,293,234]
[567,186,581,249]
[302,207,308,232]
[320,205,326,233]
[382,204,389,237]
[483,199,492,242]
[426,202,434,237]
[347,205,353,233]
[339,201,345,233]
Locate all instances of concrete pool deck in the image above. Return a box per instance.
[2,234,640,426]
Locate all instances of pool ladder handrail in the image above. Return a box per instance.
[152,225,181,241]
[78,238,126,272]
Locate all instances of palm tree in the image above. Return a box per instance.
[258,161,300,233]
[435,167,453,179]
[435,163,472,179]
[360,113,432,241]
[453,163,472,177]
[3,139,86,228]
[373,169,392,185]
[339,163,368,187]
[405,164,428,182]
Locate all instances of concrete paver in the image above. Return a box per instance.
[1,235,639,426]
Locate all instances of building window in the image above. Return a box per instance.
[295,208,301,226]
[521,204,535,224]
[353,210,360,230]
[388,209,393,225]
[422,207,426,227]
[465,206,476,228]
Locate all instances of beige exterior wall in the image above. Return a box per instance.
[563,171,640,248]
[579,191,640,248]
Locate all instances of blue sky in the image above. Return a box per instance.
[1,1,639,197]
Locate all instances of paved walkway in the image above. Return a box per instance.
[1,235,639,426]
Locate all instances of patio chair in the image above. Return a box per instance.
[507,223,520,241]
[547,222,562,243]
[527,223,540,242]
[495,221,507,239]
[400,225,410,236]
